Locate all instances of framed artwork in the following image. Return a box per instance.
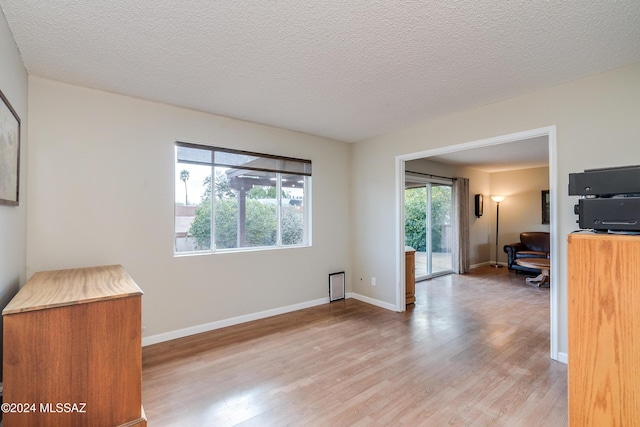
[0,89,21,206]
[541,190,550,224]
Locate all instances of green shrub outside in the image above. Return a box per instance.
[404,186,451,252]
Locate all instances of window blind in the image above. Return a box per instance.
[176,142,312,176]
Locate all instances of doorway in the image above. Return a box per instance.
[395,126,560,361]
[405,174,454,280]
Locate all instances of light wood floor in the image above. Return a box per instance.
[142,266,567,426]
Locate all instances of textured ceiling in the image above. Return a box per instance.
[1,1,640,142]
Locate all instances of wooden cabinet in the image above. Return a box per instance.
[2,265,146,427]
[405,247,416,305]
[567,233,640,425]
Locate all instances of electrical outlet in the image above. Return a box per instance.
[371,277,376,286]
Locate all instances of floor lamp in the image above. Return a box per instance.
[491,196,506,267]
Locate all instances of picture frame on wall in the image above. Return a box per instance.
[542,190,550,224]
[0,89,21,206]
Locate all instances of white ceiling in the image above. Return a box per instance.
[1,1,640,143]
[428,136,549,173]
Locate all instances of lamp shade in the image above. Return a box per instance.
[491,195,505,203]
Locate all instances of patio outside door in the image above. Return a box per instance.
[405,176,454,281]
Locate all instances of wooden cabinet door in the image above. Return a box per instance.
[568,233,640,426]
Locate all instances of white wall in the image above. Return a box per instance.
[0,7,28,378]
[491,166,550,264]
[27,77,350,342]
[351,62,640,356]
[465,168,493,265]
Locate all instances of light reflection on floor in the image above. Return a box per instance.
[204,391,262,426]
[407,266,548,352]
[414,251,452,278]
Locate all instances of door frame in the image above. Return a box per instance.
[395,126,559,361]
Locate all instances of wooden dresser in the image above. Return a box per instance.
[405,246,416,305]
[567,233,640,425]
[2,265,146,427]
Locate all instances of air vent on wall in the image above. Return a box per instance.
[329,272,345,301]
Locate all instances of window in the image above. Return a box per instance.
[174,142,311,254]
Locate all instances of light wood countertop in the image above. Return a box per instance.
[568,230,640,243]
[3,264,143,315]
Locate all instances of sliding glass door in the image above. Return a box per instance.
[405,174,454,281]
[429,184,453,277]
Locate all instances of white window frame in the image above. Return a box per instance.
[174,142,312,255]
